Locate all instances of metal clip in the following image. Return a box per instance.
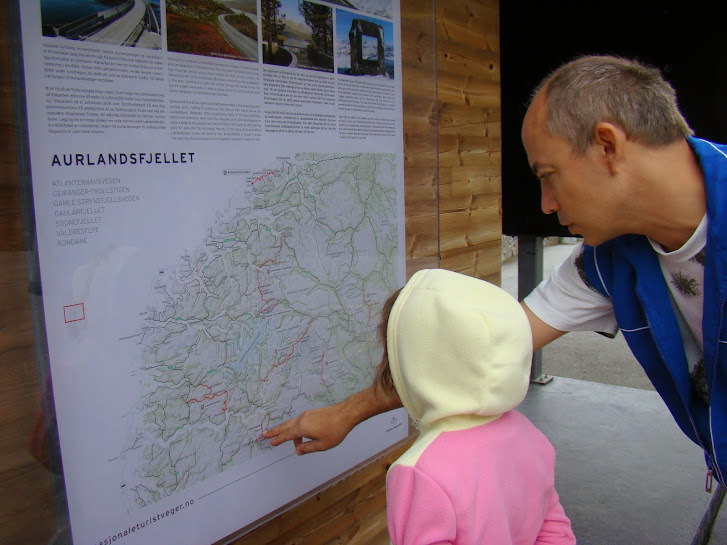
[706,469,714,493]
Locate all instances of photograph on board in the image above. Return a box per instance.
[262,0,334,73]
[335,8,394,79]
[166,0,259,62]
[326,0,393,20]
[40,0,162,50]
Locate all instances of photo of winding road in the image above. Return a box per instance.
[262,0,333,73]
[41,0,162,50]
[166,0,258,62]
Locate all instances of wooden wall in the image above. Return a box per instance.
[437,0,502,284]
[0,1,501,544]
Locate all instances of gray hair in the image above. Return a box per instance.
[532,55,693,154]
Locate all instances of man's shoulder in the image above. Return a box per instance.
[688,136,727,164]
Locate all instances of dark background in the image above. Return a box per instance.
[500,2,727,236]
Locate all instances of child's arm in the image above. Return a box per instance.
[535,490,577,544]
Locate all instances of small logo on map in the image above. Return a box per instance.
[64,303,85,323]
[387,414,403,433]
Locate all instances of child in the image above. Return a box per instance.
[375,268,576,545]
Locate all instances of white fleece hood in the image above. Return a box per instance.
[387,269,533,432]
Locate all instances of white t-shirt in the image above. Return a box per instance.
[524,217,708,402]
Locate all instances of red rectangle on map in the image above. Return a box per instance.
[64,303,85,323]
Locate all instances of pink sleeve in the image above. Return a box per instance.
[535,490,577,545]
[386,464,455,545]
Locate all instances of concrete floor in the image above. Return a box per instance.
[502,242,727,545]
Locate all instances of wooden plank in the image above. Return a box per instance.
[402,65,438,100]
[406,213,439,259]
[439,134,501,152]
[439,163,502,183]
[436,20,499,77]
[294,477,387,545]
[437,81,500,109]
[404,132,438,163]
[400,10,437,74]
[437,48,499,82]
[0,215,23,252]
[404,168,438,210]
[439,185,501,212]
[402,92,438,122]
[441,238,501,259]
[439,107,502,140]
[406,256,439,278]
[440,244,502,285]
[438,136,502,168]
[439,118,500,138]
[440,176,501,200]
[438,102,501,136]
[438,150,502,168]
[0,9,22,254]
[0,462,57,545]
[440,203,502,253]
[437,2,500,37]
[439,101,502,124]
[438,18,498,55]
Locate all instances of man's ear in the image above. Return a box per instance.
[593,122,625,175]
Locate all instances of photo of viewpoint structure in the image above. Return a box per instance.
[166,0,258,62]
[326,0,393,20]
[262,0,334,72]
[40,0,162,49]
[335,9,394,79]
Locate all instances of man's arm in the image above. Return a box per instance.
[521,301,567,351]
[264,301,562,455]
[263,381,402,455]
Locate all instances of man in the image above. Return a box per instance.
[264,55,727,487]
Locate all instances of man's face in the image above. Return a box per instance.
[521,93,620,246]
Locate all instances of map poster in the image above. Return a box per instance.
[14,1,407,544]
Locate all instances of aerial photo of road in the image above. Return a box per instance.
[41,0,162,50]
[217,8,258,60]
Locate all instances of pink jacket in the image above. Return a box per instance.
[385,270,575,545]
[386,411,575,545]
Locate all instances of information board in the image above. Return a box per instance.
[14,1,408,544]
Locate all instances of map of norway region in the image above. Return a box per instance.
[120,152,401,507]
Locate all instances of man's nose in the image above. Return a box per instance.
[540,180,559,215]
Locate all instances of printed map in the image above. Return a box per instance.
[120,152,400,507]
